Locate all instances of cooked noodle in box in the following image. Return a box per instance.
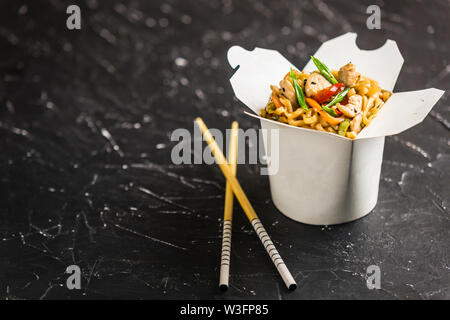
[227,33,444,225]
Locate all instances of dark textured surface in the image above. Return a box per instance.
[1,0,449,300]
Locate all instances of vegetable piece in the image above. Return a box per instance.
[338,119,350,136]
[332,106,343,116]
[323,87,350,110]
[341,95,349,105]
[266,101,276,112]
[311,56,338,84]
[305,97,322,112]
[314,83,345,104]
[319,110,345,125]
[321,104,340,117]
[306,96,340,117]
[271,93,283,109]
[289,67,308,110]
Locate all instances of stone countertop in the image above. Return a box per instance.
[1,0,449,299]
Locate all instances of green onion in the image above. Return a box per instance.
[289,67,308,111]
[267,101,276,112]
[321,105,339,117]
[311,56,338,84]
[323,87,350,109]
[338,119,350,136]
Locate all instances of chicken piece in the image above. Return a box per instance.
[336,94,363,118]
[338,63,359,87]
[283,70,309,90]
[305,72,331,98]
[270,85,282,96]
[350,113,363,134]
[279,79,297,107]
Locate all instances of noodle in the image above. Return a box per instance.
[261,62,392,138]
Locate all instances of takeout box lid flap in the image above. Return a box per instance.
[302,32,403,91]
[227,32,444,140]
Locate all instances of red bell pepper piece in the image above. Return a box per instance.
[314,83,345,104]
[332,106,343,116]
[341,95,349,105]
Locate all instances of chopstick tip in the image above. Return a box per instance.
[219,284,228,291]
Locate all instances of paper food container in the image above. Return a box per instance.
[227,33,444,225]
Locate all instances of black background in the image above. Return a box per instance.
[1,0,449,299]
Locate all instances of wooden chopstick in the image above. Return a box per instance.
[219,121,238,291]
[195,117,297,291]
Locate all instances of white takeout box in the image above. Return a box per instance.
[227,33,444,225]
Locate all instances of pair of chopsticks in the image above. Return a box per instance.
[195,117,297,291]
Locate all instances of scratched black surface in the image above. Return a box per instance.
[0,0,449,300]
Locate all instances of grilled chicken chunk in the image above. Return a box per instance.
[338,63,359,87]
[336,94,363,118]
[270,85,282,96]
[305,72,331,98]
[279,79,297,107]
